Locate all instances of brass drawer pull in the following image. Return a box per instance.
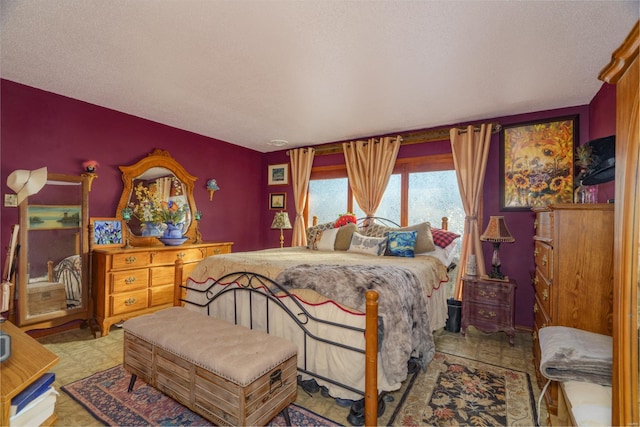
[124,297,136,306]
[478,309,496,318]
[534,248,539,257]
[533,303,539,313]
[125,256,137,264]
[479,290,497,298]
[542,288,548,301]
[533,276,539,285]
[542,254,548,266]
[177,252,186,259]
[125,276,136,284]
[214,248,221,254]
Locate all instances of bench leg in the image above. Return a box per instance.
[281,407,291,426]
[127,374,137,392]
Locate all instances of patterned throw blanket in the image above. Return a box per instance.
[275,264,435,385]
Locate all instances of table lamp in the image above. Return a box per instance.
[480,216,515,281]
[271,211,292,248]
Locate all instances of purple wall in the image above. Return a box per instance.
[2,78,616,329]
[1,80,264,257]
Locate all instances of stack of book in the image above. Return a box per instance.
[9,372,57,426]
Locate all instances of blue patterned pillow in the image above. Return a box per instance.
[385,230,417,257]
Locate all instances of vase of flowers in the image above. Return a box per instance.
[142,221,163,237]
[163,222,184,239]
[129,183,187,237]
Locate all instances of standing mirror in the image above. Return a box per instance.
[17,173,90,329]
[115,149,198,246]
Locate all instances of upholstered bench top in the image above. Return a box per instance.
[123,307,297,387]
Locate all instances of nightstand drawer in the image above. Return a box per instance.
[534,241,553,281]
[465,281,512,305]
[465,301,511,325]
[112,269,150,293]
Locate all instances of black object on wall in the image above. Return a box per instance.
[581,135,616,185]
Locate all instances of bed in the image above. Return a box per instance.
[28,254,82,309]
[177,217,459,404]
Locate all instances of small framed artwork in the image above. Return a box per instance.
[500,115,578,211]
[269,193,286,210]
[90,217,125,248]
[268,163,289,185]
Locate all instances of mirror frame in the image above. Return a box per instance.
[115,149,198,246]
[17,173,90,328]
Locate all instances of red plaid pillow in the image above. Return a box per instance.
[431,228,460,248]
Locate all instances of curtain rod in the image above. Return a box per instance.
[287,122,501,156]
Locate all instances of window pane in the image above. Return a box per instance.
[353,174,401,224]
[308,178,348,224]
[408,171,464,235]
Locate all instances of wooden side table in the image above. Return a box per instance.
[461,275,516,346]
[0,321,59,426]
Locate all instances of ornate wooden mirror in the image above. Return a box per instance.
[17,173,90,329]
[115,149,198,246]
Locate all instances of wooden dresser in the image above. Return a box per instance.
[92,242,233,336]
[531,204,614,415]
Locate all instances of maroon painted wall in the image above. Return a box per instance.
[2,78,616,329]
[264,95,619,329]
[1,80,264,258]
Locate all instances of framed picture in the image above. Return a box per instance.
[90,217,125,248]
[27,205,81,230]
[268,163,289,185]
[500,115,578,211]
[269,193,286,210]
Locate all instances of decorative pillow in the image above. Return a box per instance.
[385,230,417,257]
[334,223,358,251]
[361,221,435,253]
[313,228,339,251]
[306,222,335,248]
[417,240,459,266]
[347,232,387,256]
[431,228,461,248]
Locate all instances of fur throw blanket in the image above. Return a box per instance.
[538,326,612,386]
[275,264,435,385]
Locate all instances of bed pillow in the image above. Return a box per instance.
[361,221,435,254]
[306,222,335,248]
[313,228,339,251]
[385,230,418,258]
[417,240,458,266]
[431,228,461,248]
[334,223,358,251]
[347,232,387,256]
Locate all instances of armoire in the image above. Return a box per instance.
[599,20,639,426]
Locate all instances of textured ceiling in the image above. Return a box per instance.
[1,1,638,152]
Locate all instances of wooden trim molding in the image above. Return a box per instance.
[599,20,639,84]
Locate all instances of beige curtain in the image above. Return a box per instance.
[289,147,315,246]
[342,136,401,217]
[450,124,493,300]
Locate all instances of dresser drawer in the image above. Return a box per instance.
[150,266,175,287]
[533,294,551,330]
[205,244,232,257]
[465,281,512,305]
[112,269,149,293]
[534,268,552,318]
[181,262,199,283]
[149,284,174,306]
[111,289,149,315]
[534,241,553,281]
[153,248,206,265]
[112,252,151,270]
[535,210,553,241]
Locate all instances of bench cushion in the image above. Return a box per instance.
[123,307,297,386]
[562,381,611,426]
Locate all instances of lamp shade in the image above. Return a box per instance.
[271,212,292,230]
[480,216,515,243]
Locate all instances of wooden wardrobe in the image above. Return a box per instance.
[599,20,639,426]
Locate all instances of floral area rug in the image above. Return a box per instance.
[62,365,341,427]
[390,352,538,426]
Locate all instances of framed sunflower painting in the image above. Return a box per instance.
[500,115,578,211]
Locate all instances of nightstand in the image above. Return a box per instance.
[461,275,516,345]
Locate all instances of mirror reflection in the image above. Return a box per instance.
[125,167,192,237]
[19,175,89,325]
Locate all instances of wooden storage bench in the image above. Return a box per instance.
[123,307,297,426]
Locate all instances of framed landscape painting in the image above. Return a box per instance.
[500,116,578,211]
[268,164,289,185]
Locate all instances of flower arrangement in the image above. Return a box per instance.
[128,182,186,224]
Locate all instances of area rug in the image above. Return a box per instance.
[61,365,341,427]
[389,352,538,426]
